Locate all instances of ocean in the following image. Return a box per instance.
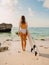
[0,27,49,41]
[12,27,49,39]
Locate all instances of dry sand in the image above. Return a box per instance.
[0,38,49,65]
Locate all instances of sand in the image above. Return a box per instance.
[0,38,49,65]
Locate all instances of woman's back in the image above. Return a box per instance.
[20,23,27,29]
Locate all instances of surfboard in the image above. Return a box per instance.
[28,32,34,47]
[28,32,39,56]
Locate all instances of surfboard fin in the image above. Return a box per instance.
[35,51,37,56]
[31,48,33,52]
[31,45,36,52]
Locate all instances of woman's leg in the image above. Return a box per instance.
[22,38,26,51]
[20,33,24,51]
[23,35,27,51]
[21,38,23,51]
[21,38,26,51]
[21,33,26,51]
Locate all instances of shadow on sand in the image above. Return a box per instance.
[39,53,49,59]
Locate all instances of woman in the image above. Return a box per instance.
[18,15,28,51]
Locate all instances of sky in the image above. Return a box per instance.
[0,0,49,27]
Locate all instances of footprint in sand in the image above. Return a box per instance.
[18,51,21,53]
[40,45,48,49]
[44,47,48,49]
[23,64,24,65]
[8,52,11,55]
[5,62,8,65]
[40,45,43,47]
[36,58,39,60]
